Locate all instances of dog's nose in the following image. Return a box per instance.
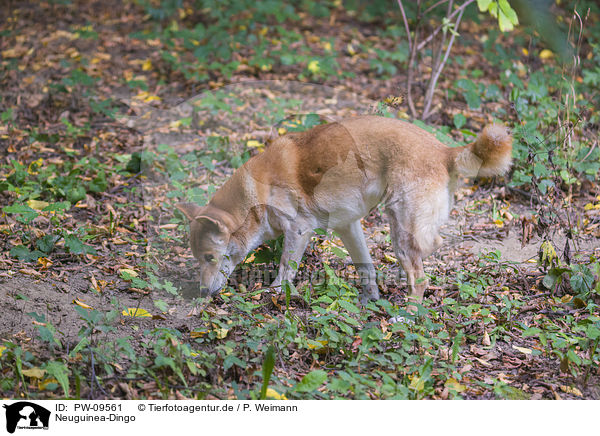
[199,287,210,297]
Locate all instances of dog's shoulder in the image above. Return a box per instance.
[288,122,349,148]
[286,122,362,196]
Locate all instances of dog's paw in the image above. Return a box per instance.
[359,286,380,305]
[388,315,415,324]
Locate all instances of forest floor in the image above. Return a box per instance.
[1,1,599,399]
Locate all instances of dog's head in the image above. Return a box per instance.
[176,202,237,297]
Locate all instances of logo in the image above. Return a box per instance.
[3,402,50,434]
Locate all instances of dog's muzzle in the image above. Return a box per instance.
[199,287,211,297]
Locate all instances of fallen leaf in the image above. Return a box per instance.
[159,223,178,230]
[445,378,466,393]
[271,295,282,310]
[307,339,328,350]
[38,257,53,269]
[560,385,582,397]
[19,268,41,277]
[307,60,320,73]
[90,274,100,292]
[512,345,532,355]
[474,357,492,367]
[410,376,425,391]
[122,308,152,317]
[38,378,58,391]
[383,254,397,263]
[119,268,138,277]
[265,388,287,400]
[22,367,46,379]
[213,328,229,339]
[460,364,472,374]
[73,299,93,309]
[482,331,491,346]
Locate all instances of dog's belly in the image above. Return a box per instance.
[312,177,386,229]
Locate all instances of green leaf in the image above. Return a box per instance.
[586,325,600,340]
[154,299,168,312]
[542,267,570,289]
[223,355,246,371]
[162,281,178,295]
[64,234,96,255]
[69,337,90,356]
[3,204,39,223]
[330,245,348,259]
[498,0,519,25]
[456,78,476,92]
[44,361,70,397]
[453,113,466,129]
[88,171,107,193]
[570,265,594,296]
[283,280,294,310]
[452,330,464,362]
[533,163,547,178]
[43,201,71,212]
[67,185,86,203]
[464,90,481,109]
[567,349,582,366]
[126,152,142,173]
[522,327,542,337]
[295,369,327,392]
[338,299,360,314]
[260,346,276,400]
[64,234,85,254]
[10,245,44,262]
[477,0,493,12]
[36,234,60,254]
[498,11,513,32]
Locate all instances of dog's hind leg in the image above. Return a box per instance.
[385,204,429,315]
[335,220,380,305]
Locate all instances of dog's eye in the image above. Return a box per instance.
[204,254,214,262]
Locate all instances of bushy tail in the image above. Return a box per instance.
[454,124,513,177]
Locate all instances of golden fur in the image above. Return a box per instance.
[177,115,512,315]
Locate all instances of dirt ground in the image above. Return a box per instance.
[2,183,597,358]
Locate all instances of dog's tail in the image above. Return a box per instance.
[452,124,512,177]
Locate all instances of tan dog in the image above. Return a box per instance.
[176,115,512,312]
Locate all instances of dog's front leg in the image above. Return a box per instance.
[335,220,380,305]
[270,227,312,293]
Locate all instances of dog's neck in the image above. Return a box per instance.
[210,166,280,266]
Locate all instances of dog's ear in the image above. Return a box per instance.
[175,202,204,221]
[265,126,278,146]
[195,215,229,235]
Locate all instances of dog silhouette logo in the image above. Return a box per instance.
[3,402,50,433]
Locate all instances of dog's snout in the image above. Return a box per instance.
[199,287,210,297]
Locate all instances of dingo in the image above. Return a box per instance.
[176,115,512,312]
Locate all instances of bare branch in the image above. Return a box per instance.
[417,0,475,51]
[396,0,412,52]
[404,0,422,118]
[423,4,466,119]
[423,0,450,16]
